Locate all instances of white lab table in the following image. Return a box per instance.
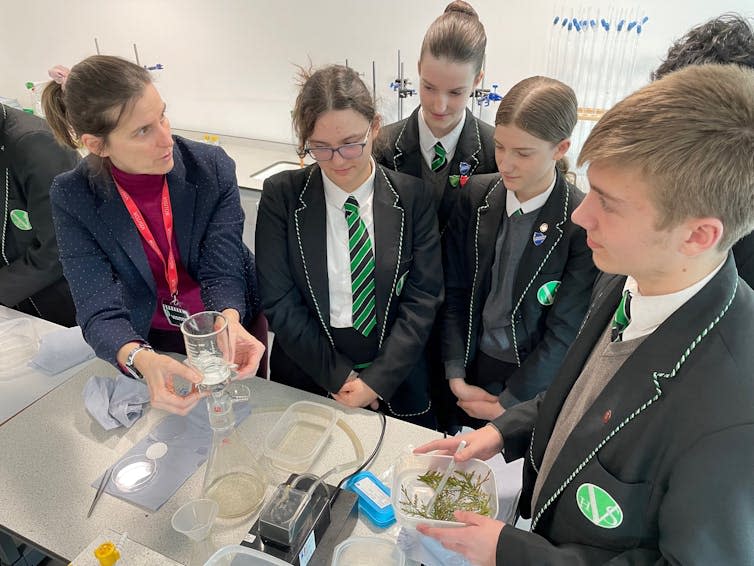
[0,358,444,565]
[172,129,305,191]
[0,306,91,425]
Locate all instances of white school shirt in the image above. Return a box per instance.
[621,259,725,342]
[322,160,377,328]
[418,108,466,169]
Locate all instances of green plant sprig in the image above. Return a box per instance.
[399,468,492,521]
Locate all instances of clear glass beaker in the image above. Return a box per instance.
[202,387,267,519]
[181,311,235,393]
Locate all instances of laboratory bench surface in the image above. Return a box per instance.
[172,129,305,191]
[0,358,442,565]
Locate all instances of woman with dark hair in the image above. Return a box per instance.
[255,65,442,426]
[43,56,264,415]
[443,76,597,422]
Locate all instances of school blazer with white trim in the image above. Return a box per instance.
[50,137,258,367]
[255,164,443,416]
[374,107,497,233]
[493,255,754,564]
[442,170,597,403]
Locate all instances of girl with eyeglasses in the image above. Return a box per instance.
[255,65,442,426]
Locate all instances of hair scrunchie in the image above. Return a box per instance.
[48,65,71,89]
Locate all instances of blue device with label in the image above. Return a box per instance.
[345,470,396,528]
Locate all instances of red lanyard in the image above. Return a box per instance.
[116,179,179,299]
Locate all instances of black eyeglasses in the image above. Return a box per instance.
[303,128,371,162]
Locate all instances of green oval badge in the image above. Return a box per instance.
[536,280,561,306]
[576,483,623,529]
[10,209,32,231]
[396,270,408,296]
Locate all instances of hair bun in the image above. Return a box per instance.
[444,0,478,19]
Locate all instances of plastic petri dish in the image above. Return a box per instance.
[111,455,157,492]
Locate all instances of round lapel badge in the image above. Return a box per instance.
[536,280,561,306]
[540,223,549,233]
[576,483,623,529]
[10,209,32,231]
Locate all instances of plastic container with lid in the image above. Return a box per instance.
[93,542,121,566]
[0,318,39,381]
[345,471,395,528]
[263,401,337,473]
[203,545,290,565]
[391,451,498,530]
[331,536,405,566]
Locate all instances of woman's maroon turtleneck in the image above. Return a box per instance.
[112,165,204,330]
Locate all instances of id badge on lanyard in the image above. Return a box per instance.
[117,179,190,327]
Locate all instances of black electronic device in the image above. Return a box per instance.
[242,474,358,566]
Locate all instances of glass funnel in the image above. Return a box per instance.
[181,311,235,393]
[202,385,268,519]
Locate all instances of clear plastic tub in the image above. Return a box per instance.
[204,545,290,565]
[391,452,498,529]
[263,401,337,473]
[0,318,39,381]
[331,536,406,566]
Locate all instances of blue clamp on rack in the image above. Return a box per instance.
[345,470,395,528]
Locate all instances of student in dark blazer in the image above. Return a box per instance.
[43,56,264,415]
[416,65,754,566]
[256,65,442,426]
[0,103,79,326]
[374,1,496,234]
[444,77,597,422]
[374,1,496,430]
[652,13,754,287]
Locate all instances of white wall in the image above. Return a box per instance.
[2,0,753,144]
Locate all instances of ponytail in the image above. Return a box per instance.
[41,81,78,149]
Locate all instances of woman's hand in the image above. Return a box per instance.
[134,349,206,415]
[222,309,266,379]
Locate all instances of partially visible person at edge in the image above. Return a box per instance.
[653,13,754,287]
[373,0,497,432]
[442,76,597,424]
[415,64,754,565]
[256,65,442,427]
[43,56,265,415]
[0,99,79,325]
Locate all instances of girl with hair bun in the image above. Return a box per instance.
[375,0,497,232]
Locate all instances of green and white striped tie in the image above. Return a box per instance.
[511,208,524,217]
[611,290,632,342]
[431,141,447,172]
[345,196,377,337]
